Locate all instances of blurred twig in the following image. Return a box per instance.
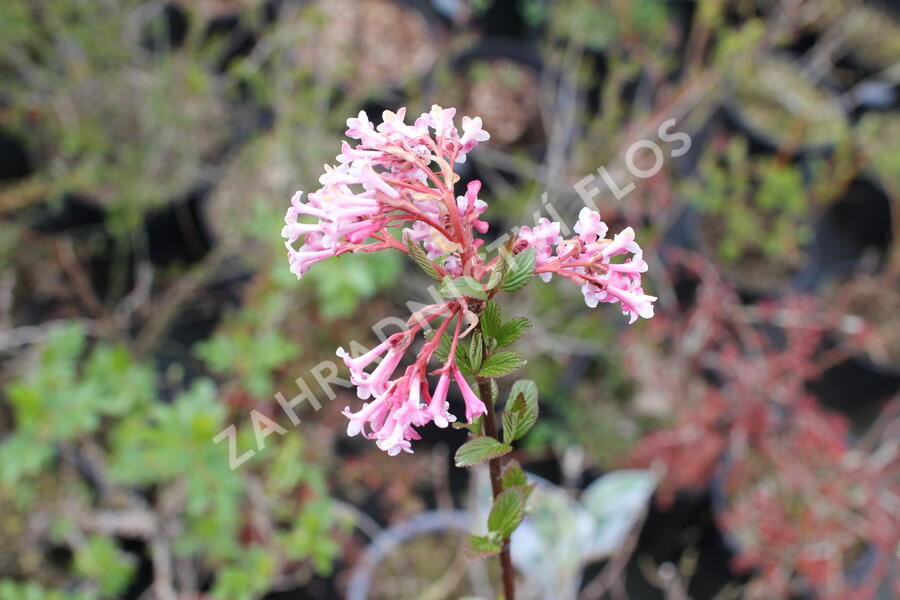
[578,504,649,600]
[134,246,228,354]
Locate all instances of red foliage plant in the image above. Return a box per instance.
[623,259,899,600]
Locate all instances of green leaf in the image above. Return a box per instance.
[501,411,519,445]
[478,351,526,378]
[465,534,501,560]
[502,460,528,489]
[505,380,539,441]
[508,379,538,408]
[495,317,532,347]
[452,416,482,433]
[488,487,526,538]
[74,536,135,597]
[211,547,277,600]
[431,331,453,364]
[480,301,502,338]
[454,341,473,376]
[406,237,442,280]
[454,437,512,467]
[500,247,535,292]
[467,331,483,372]
[439,275,487,300]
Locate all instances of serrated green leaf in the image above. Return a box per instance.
[467,331,483,372]
[455,342,473,375]
[454,437,512,467]
[439,275,487,300]
[501,411,519,445]
[495,317,532,347]
[500,247,535,292]
[406,238,442,280]
[488,487,526,538]
[505,380,539,440]
[509,379,538,407]
[478,351,526,378]
[465,534,501,559]
[480,301,502,338]
[432,331,453,363]
[502,460,528,489]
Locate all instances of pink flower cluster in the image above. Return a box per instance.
[282,106,656,454]
[282,105,489,278]
[338,304,486,456]
[520,208,656,323]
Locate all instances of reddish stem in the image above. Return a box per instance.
[477,375,516,600]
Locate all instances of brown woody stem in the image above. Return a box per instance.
[477,377,515,600]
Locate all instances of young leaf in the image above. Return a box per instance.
[480,301,502,339]
[406,238,442,280]
[465,534,501,560]
[454,340,473,375]
[501,411,520,445]
[495,317,532,347]
[502,460,528,489]
[500,247,535,292]
[452,417,482,433]
[467,331,483,373]
[478,351,526,378]
[505,380,539,440]
[488,487,526,538]
[454,437,512,467]
[508,379,538,407]
[439,275,487,300]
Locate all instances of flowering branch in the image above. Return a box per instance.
[281,105,657,598]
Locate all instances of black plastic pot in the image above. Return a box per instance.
[447,37,573,202]
[810,351,900,435]
[792,177,894,293]
[469,0,547,40]
[659,202,813,303]
[717,53,850,160]
[449,37,549,148]
[663,161,894,303]
[0,129,32,183]
[625,489,743,600]
[145,188,214,267]
[281,0,444,109]
[143,2,260,70]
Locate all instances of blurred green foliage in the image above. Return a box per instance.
[684,137,810,265]
[0,0,230,230]
[0,325,339,599]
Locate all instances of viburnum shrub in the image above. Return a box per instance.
[281,105,655,597]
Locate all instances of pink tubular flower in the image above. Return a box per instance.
[351,346,405,400]
[573,207,609,242]
[528,208,656,322]
[424,370,456,428]
[336,301,491,455]
[458,116,490,162]
[453,366,488,423]
[517,218,563,282]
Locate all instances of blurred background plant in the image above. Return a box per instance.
[1,0,898,599]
